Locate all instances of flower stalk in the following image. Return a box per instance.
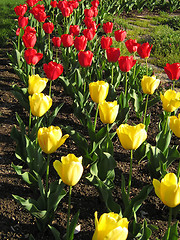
[66,185,72,240]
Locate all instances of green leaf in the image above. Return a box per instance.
[124,184,153,220]
[69,210,80,240]
[11,163,38,185]
[121,174,130,209]
[12,195,38,214]
[25,136,46,176]
[156,129,172,153]
[48,225,61,240]
[97,152,116,181]
[48,103,64,126]
[162,221,179,240]
[47,180,66,212]
[11,85,29,110]
[138,220,152,240]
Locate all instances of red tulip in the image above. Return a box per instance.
[50,1,57,8]
[22,30,37,48]
[61,34,74,47]
[101,36,112,49]
[114,30,127,42]
[14,4,27,16]
[118,56,136,72]
[91,6,98,17]
[52,37,61,47]
[86,21,98,31]
[34,10,48,22]
[69,25,80,36]
[24,26,36,35]
[83,28,96,41]
[57,0,68,10]
[74,36,87,51]
[103,22,113,34]
[26,0,39,7]
[18,16,28,28]
[164,63,180,80]
[24,48,43,65]
[137,42,153,58]
[125,39,139,53]
[29,4,45,16]
[78,51,93,67]
[43,61,63,80]
[91,0,99,7]
[61,7,71,17]
[106,48,120,62]
[84,8,94,18]
[43,22,54,34]
[16,28,21,36]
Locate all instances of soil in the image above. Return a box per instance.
[0,12,180,240]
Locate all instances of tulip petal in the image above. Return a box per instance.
[105,226,128,240]
[153,179,161,199]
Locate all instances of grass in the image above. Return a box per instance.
[0,0,24,46]
[104,11,180,68]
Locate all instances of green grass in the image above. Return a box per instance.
[104,12,180,68]
[0,0,24,46]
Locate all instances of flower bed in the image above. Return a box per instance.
[1,0,180,239]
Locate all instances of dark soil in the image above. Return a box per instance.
[0,42,180,240]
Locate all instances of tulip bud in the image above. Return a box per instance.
[116,123,147,150]
[141,75,160,95]
[106,47,120,63]
[114,29,127,42]
[43,61,63,81]
[61,34,74,47]
[28,74,48,95]
[53,154,83,186]
[153,173,180,208]
[38,126,69,154]
[89,81,109,104]
[125,39,139,53]
[164,63,180,81]
[78,50,93,67]
[118,56,136,72]
[169,114,180,138]
[100,36,112,49]
[74,36,87,51]
[137,42,152,58]
[29,93,52,117]
[160,89,180,112]
[99,101,119,124]
[103,22,113,34]
[92,211,129,240]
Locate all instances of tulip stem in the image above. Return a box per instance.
[164,112,170,134]
[56,48,58,62]
[46,154,50,194]
[167,207,172,240]
[128,149,133,196]
[143,94,149,126]
[106,123,109,150]
[177,161,180,179]
[18,28,22,52]
[172,81,175,91]
[66,185,72,240]
[111,65,114,85]
[124,72,128,97]
[146,58,148,76]
[48,34,51,51]
[94,104,99,132]
[28,108,32,135]
[49,80,52,97]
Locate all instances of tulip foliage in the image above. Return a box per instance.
[8,0,180,239]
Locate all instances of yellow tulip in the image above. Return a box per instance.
[28,74,48,95]
[53,154,83,186]
[89,81,109,104]
[29,93,52,117]
[169,113,180,137]
[116,123,147,150]
[92,211,128,240]
[160,89,180,112]
[153,173,180,208]
[141,75,160,95]
[38,126,69,154]
[99,101,119,124]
